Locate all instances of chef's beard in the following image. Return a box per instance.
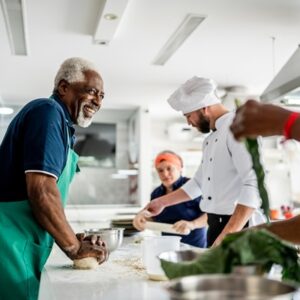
[196,111,211,133]
[77,102,94,128]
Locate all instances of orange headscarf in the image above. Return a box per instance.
[154,153,182,169]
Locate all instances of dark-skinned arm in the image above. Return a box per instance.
[26,173,108,263]
[257,215,300,244]
[230,100,300,140]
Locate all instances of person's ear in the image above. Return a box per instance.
[57,80,70,96]
[202,107,210,117]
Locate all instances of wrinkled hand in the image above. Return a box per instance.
[230,100,289,140]
[76,232,106,247]
[173,220,194,235]
[68,233,109,264]
[133,199,166,231]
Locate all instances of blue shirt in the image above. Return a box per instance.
[151,176,207,248]
[0,94,75,202]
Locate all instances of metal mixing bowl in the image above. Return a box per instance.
[158,249,205,263]
[84,228,124,252]
[166,274,297,300]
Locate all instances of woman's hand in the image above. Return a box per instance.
[173,220,195,235]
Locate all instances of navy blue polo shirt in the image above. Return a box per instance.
[151,176,207,248]
[0,94,75,202]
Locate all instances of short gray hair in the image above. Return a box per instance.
[54,57,100,91]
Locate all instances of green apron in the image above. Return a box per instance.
[0,140,78,300]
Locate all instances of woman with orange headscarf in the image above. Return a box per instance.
[146,150,207,247]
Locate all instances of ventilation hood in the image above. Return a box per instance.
[260,45,300,104]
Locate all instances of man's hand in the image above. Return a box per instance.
[73,241,108,264]
[173,220,195,235]
[230,100,289,140]
[67,233,109,264]
[133,210,151,231]
[76,232,106,247]
[133,199,166,231]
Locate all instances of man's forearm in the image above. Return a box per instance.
[258,215,300,244]
[161,188,192,207]
[31,191,80,256]
[221,204,254,234]
[26,173,80,257]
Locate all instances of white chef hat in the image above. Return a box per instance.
[167,76,221,114]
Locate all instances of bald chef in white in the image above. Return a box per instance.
[133,76,265,247]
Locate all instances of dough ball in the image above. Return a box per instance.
[73,257,98,270]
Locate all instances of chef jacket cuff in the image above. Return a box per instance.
[237,185,261,209]
[181,178,202,200]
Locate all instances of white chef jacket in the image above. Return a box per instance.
[182,112,265,226]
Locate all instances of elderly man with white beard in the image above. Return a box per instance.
[0,57,108,300]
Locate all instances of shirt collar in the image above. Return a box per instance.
[215,112,230,131]
[50,93,74,127]
[50,93,76,147]
[159,176,184,192]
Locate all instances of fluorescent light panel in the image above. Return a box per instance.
[153,14,206,66]
[111,173,128,179]
[93,0,129,45]
[0,0,28,55]
[118,169,138,176]
[0,107,14,115]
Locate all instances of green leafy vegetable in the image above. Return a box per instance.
[244,138,270,223]
[161,229,300,282]
[235,99,270,223]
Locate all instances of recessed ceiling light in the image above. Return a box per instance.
[0,107,14,115]
[104,13,118,20]
[93,0,129,45]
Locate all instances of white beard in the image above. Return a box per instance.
[77,102,94,128]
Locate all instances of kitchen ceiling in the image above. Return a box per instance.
[0,0,300,119]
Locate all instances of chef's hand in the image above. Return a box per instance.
[64,233,109,264]
[172,220,194,235]
[133,199,166,231]
[71,239,109,264]
[133,210,151,231]
[230,100,289,140]
[76,232,107,247]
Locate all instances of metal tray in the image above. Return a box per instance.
[166,274,297,300]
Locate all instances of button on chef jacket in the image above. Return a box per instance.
[181,112,265,226]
